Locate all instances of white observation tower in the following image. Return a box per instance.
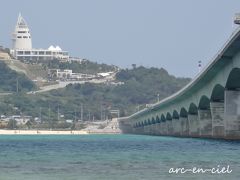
[11,13,69,61]
[12,13,32,50]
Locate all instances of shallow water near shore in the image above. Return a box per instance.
[0,134,239,180]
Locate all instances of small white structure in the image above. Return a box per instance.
[11,13,69,61]
[97,72,111,77]
[48,69,96,80]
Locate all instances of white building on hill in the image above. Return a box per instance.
[11,14,69,61]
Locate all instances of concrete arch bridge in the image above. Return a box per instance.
[118,28,240,140]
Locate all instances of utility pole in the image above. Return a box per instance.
[16,78,19,93]
[104,108,105,120]
[39,107,42,123]
[80,104,83,121]
[12,119,14,130]
[198,61,202,73]
[57,105,60,121]
[100,104,103,121]
[88,111,90,121]
[48,104,51,130]
[75,109,77,122]
[103,108,105,121]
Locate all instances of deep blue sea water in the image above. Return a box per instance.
[0,134,239,180]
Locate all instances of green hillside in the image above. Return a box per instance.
[115,66,190,104]
[0,61,36,93]
[0,66,190,122]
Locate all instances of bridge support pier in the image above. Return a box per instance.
[118,121,133,134]
[134,127,138,134]
[155,124,160,135]
[161,122,167,135]
[143,125,147,134]
[158,123,162,135]
[132,127,137,134]
[149,124,155,135]
[188,114,200,137]
[147,125,153,135]
[136,127,143,134]
[198,109,212,138]
[144,126,150,135]
[147,125,152,135]
[172,118,181,136]
[155,123,161,135]
[150,124,155,135]
[138,126,144,134]
[224,90,240,139]
[210,102,225,138]
[154,123,159,135]
[180,117,189,137]
[166,120,173,135]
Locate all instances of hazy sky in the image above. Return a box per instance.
[0,0,240,77]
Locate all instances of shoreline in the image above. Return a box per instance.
[0,130,89,135]
[0,130,121,135]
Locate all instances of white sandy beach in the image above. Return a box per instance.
[0,130,89,135]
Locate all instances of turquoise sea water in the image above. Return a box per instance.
[0,135,239,180]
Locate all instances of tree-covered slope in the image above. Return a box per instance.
[0,66,190,120]
[0,61,36,93]
[115,66,190,104]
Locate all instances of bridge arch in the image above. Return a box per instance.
[198,95,212,137]
[180,108,188,117]
[225,68,240,90]
[211,84,224,102]
[188,103,198,115]
[172,110,179,119]
[171,110,180,135]
[156,115,160,123]
[148,118,151,125]
[151,117,156,124]
[144,120,148,126]
[180,107,189,136]
[224,68,240,138]
[187,103,199,136]
[137,122,140,127]
[134,122,137,128]
[166,112,173,134]
[166,112,172,120]
[160,114,167,135]
[198,95,210,110]
[161,114,166,122]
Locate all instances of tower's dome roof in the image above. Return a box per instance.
[55,46,62,51]
[48,45,55,51]
[48,45,62,51]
